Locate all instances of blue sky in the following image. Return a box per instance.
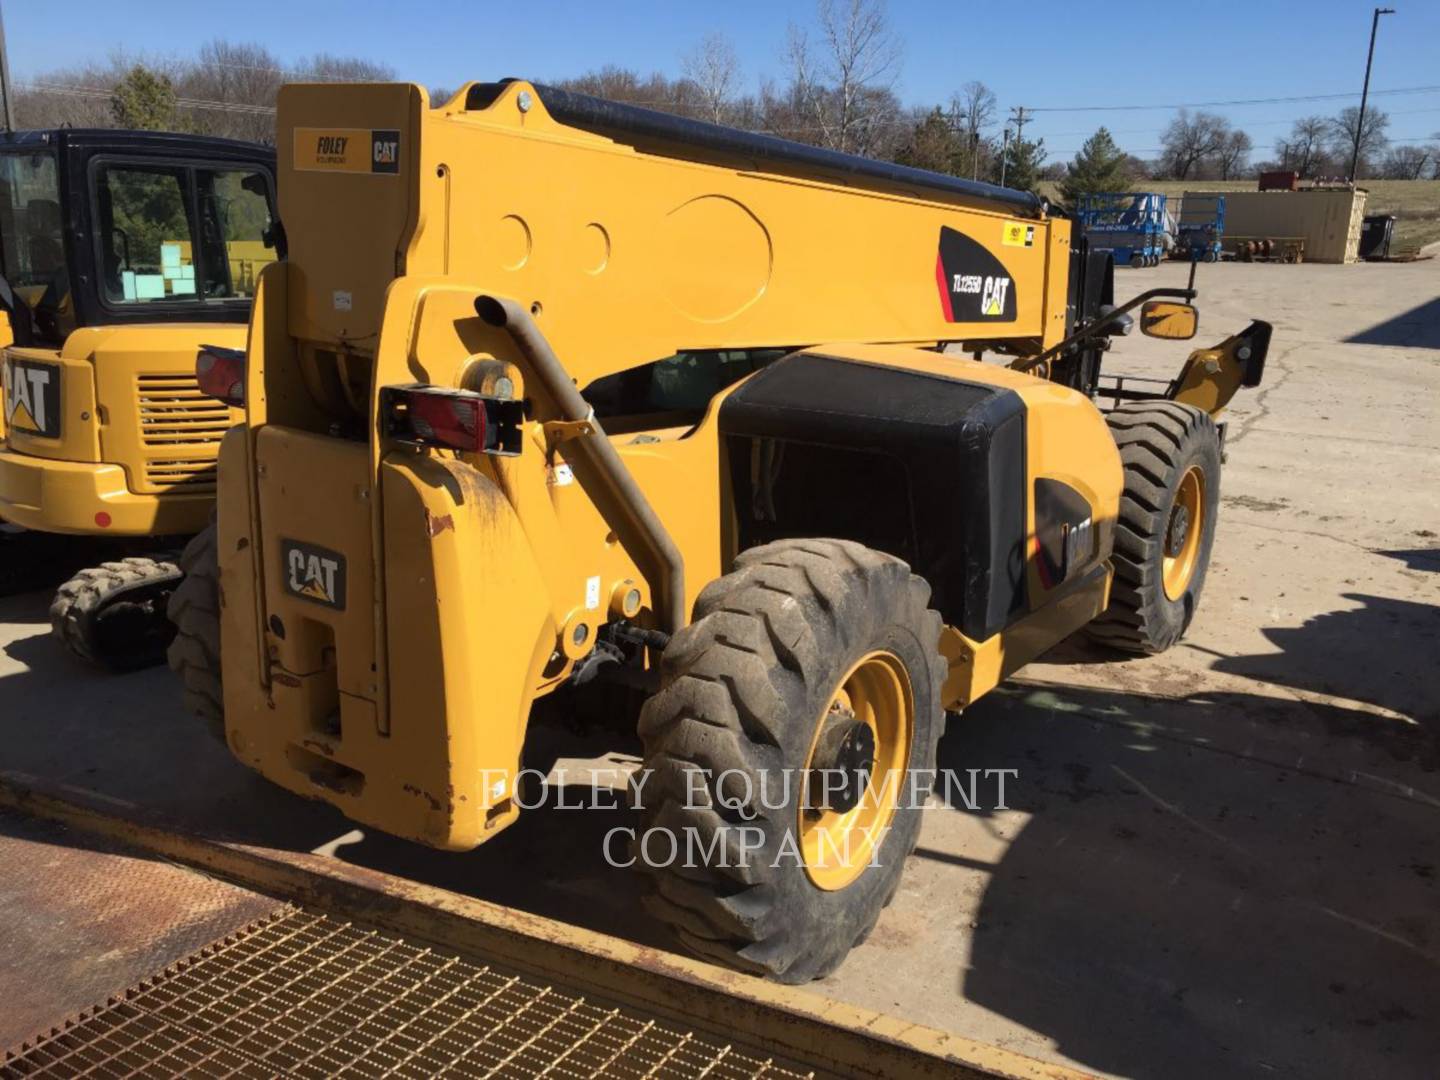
[9,0,1440,160]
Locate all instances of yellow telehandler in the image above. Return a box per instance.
[0,129,276,666]
[169,81,1270,981]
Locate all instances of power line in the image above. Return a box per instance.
[1027,83,1440,113]
[18,81,276,115]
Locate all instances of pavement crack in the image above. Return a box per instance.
[1227,342,1303,447]
[1225,515,1393,557]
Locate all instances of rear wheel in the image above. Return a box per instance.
[636,539,944,983]
[1088,402,1221,654]
[50,555,181,670]
[166,520,224,742]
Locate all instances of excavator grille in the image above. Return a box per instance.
[3,907,812,1079]
[136,374,229,493]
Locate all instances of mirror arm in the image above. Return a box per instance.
[1013,286,1196,375]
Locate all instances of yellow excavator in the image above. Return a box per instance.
[169,81,1269,981]
[0,129,275,666]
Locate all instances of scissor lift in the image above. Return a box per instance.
[1076,192,1169,267]
[1173,194,1225,262]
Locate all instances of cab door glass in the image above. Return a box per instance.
[0,151,72,342]
[196,168,274,299]
[97,165,196,305]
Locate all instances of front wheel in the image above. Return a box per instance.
[1088,402,1221,654]
[166,519,225,742]
[636,539,944,983]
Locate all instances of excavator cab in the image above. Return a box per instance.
[0,129,276,666]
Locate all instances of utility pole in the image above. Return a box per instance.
[1350,6,1395,182]
[0,0,14,133]
[1000,106,1029,189]
[1009,105,1030,143]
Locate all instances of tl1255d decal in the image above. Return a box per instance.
[935,226,1017,323]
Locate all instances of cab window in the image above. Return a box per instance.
[95,162,274,307]
[0,150,72,342]
[198,168,274,299]
[584,348,791,433]
[97,164,191,304]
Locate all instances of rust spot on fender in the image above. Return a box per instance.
[402,783,443,812]
[425,510,455,538]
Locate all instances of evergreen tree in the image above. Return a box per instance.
[1061,127,1132,204]
[991,134,1046,193]
[111,65,180,131]
[895,107,964,174]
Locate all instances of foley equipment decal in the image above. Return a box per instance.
[4,357,61,438]
[935,226,1018,322]
[294,128,401,175]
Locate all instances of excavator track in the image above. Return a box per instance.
[49,555,184,671]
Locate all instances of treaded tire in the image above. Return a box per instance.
[50,555,181,670]
[636,538,944,983]
[1088,401,1221,654]
[166,520,225,742]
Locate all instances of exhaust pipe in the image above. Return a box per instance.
[474,295,686,637]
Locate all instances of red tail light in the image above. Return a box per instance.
[382,385,523,455]
[195,344,246,407]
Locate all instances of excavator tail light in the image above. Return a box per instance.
[195,345,247,407]
[382,385,524,455]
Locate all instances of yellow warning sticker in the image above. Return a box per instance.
[293,128,401,175]
[1002,221,1037,248]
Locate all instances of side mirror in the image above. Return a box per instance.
[1139,300,1198,340]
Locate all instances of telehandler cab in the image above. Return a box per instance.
[170,81,1270,982]
[0,129,276,667]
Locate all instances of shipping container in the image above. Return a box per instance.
[1187,188,1368,263]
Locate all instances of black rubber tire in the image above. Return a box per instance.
[1130,252,1145,268]
[50,555,180,670]
[1088,401,1221,654]
[165,520,225,742]
[636,538,944,983]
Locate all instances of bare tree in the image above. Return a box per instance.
[295,54,396,83]
[785,0,902,154]
[948,80,995,178]
[1380,144,1433,180]
[1215,129,1253,180]
[16,43,399,143]
[1274,115,1331,178]
[682,31,740,124]
[1158,109,1228,180]
[179,41,283,143]
[950,80,995,140]
[558,66,704,118]
[15,51,182,130]
[1327,106,1390,178]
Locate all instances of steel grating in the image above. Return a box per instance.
[3,906,814,1079]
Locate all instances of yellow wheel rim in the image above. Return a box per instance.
[1162,465,1205,601]
[799,650,913,891]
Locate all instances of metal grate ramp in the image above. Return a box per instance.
[3,907,812,1079]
